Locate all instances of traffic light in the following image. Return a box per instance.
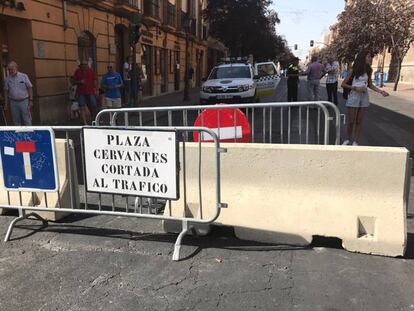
[310,40,314,47]
[294,44,298,50]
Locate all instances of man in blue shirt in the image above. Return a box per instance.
[101,64,123,108]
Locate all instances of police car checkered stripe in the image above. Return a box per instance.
[257,75,279,81]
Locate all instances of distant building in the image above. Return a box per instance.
[343,0,414,84]
[373,46,414,85]
[0,0,227,124]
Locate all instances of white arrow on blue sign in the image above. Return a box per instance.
[0,128,59,192]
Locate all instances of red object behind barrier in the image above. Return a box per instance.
[193,106,251,143]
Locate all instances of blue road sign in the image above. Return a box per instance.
[0,128,59,191]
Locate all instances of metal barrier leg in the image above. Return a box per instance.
[4,210,48,242]
[172,220,190,261]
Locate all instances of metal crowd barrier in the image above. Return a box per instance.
[95,101,341,145]
[0,125,224,261]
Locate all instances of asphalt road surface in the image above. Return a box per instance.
[0,79,413,311]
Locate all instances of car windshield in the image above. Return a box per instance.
[209,66,251,79]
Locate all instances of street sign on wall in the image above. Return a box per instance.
[0,128,59,192]
[83,127,179,200]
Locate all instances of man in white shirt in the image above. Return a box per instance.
[325,58,339,105]
[3,61,33,125]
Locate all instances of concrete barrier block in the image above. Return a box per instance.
[171,143,410,257]
[35,138,80,221]
[0,165,40,215]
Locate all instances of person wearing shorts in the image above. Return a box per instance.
[74,61,98,125]
[101,64,123,109]
[341,51,389,146]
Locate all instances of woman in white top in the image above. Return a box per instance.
[341,51,389,146]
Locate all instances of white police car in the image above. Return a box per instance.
[200,63,258,105]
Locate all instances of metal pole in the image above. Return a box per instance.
[130,43,138,107]
[183,30,190,101]
[129,12,141,107]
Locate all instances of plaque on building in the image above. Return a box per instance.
[109,44,116,55]
[36,41,46,59]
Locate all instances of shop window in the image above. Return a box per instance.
[78,31,97,71]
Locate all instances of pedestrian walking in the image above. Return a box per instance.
[287,57,300,102]
[325,58,339,105]
[3,61,33,126]
[69,76,80,120]
[101,64,123,109]
[73,61,98,125]
[123,56,131,105]
[341,51,389,146]
[305,55,325,101]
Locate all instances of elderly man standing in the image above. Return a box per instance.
[305,55,325,101]
[4,61,33,125]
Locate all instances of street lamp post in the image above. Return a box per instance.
[129,12,142,107]
[183,17,191,102]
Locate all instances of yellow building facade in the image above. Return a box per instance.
[0,0,224,124]
[373,45,414,86]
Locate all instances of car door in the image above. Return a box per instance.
[255,62,280,96]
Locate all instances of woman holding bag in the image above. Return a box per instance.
[341,51,389,146]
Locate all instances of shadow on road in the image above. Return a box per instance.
[403,233,414,259]
[7,213,414,260]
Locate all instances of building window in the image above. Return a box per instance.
[78,31,97,71]
[188,0,196,18]
[144,0,160,19]
[167,3,176,27]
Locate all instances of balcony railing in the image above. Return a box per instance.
[166,3,176,28]
[181,11,196,35]
[116,0,139,9]
[144,0,160,19]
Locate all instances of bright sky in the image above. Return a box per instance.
[271,0,345,60]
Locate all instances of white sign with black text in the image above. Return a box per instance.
[83,128,178,199]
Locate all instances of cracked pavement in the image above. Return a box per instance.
[0,201,414,311]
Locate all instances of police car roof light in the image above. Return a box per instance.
[219,56,249,65]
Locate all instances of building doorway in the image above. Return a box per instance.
[174,50,180,91]
[196,49,204,87]
[0,20,9,124]
[78,31,97,71]
[160,49,168,93]
[0,16,35,124]
[115,24,129,74]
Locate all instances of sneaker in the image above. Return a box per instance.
[342,140,350,145]
[352,141,358,146]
